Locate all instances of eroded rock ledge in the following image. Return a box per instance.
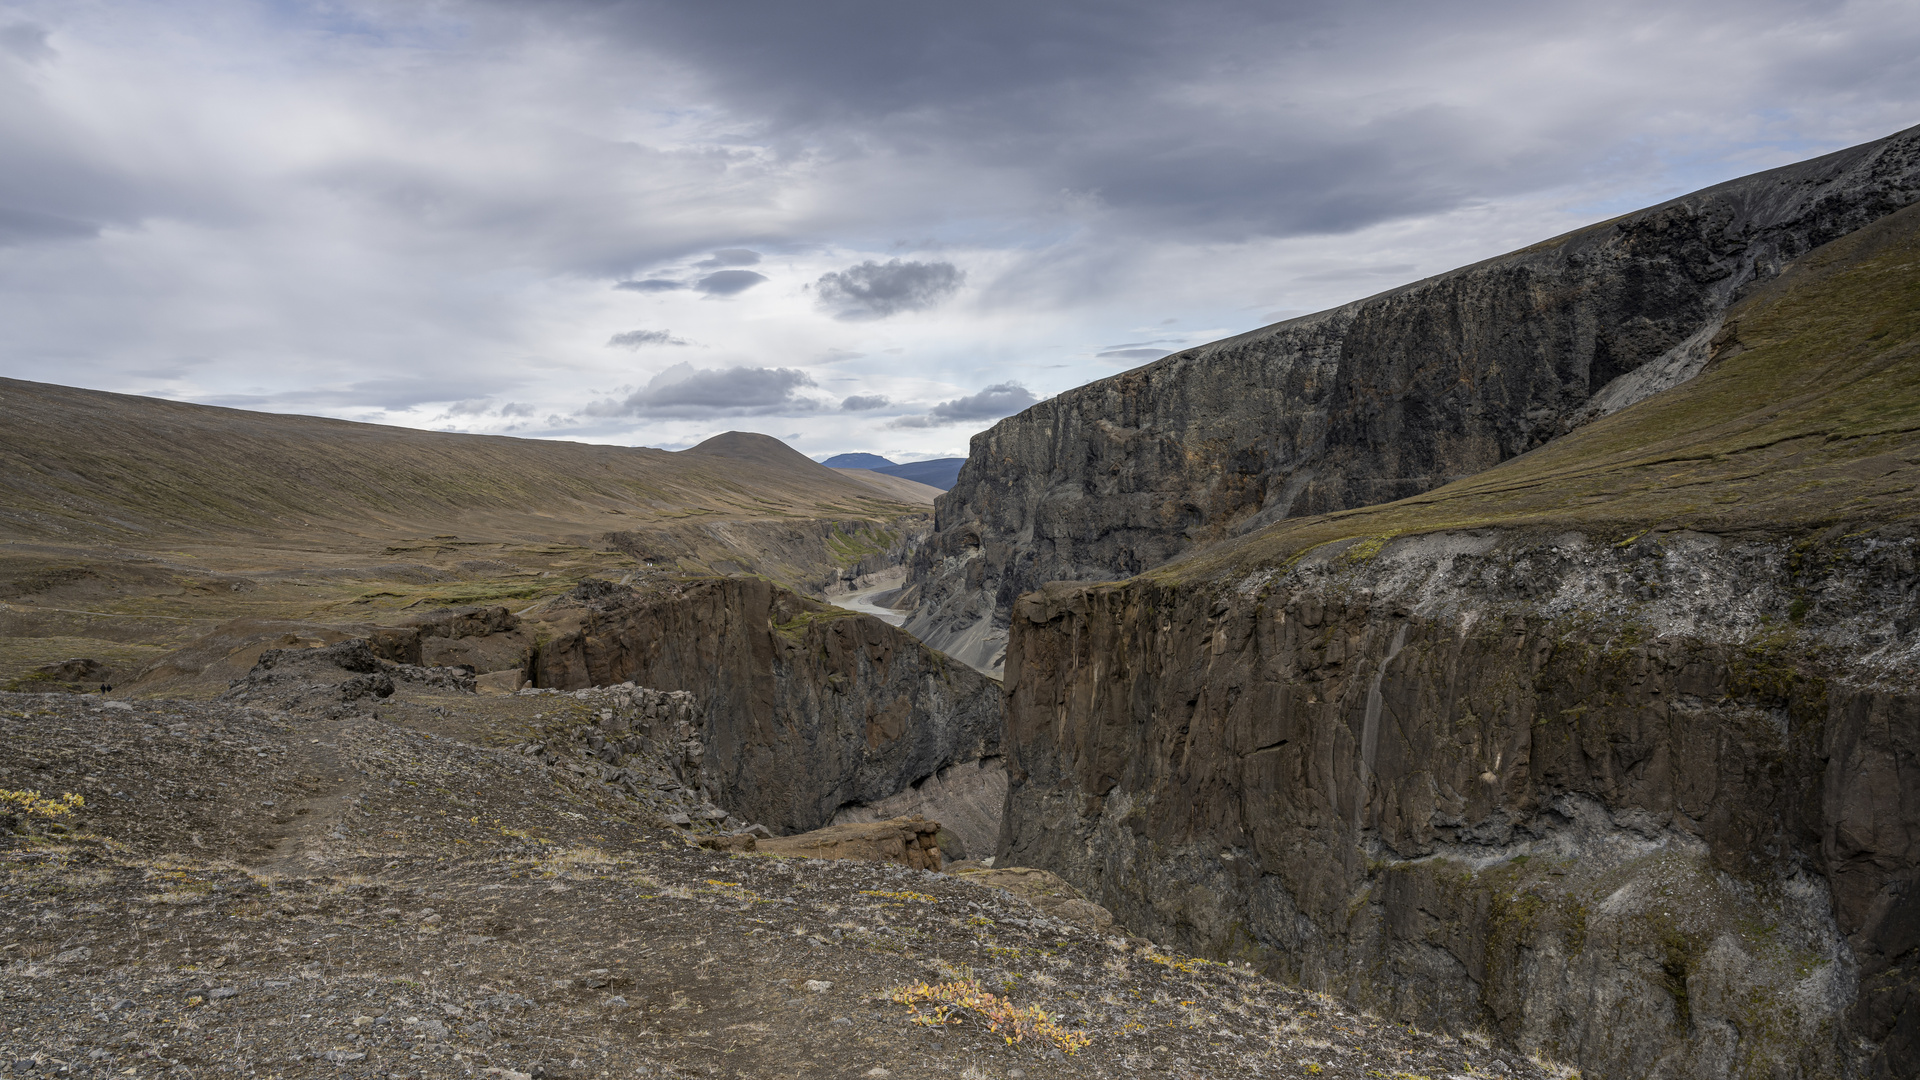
[530,576,1003,836]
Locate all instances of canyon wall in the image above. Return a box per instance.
[908,123,1920,674]
[529,577,1002,836]
[1000,530,1918,1079]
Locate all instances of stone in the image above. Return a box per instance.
[756,816,945,871]
[476,670,527,695]
[952,867,1114,931]
[804,980,832,993]
[698,834,755,853]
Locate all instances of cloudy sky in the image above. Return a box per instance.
[1,1,1916,460]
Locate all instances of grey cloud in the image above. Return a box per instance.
[607,329,690,348]
[0,23,53,63]
[890,382,1039,428]
[444,398,493,416]
[0,206,97,247]
[815,259,964,320]
[695,269,768,296]
[583,362,816,417]
[695,248,761,268]
[511,3,1552,240]
[1097,348,1170,361]
[841,394,890,410]
[615,278,685,292]
[503,0,1920,248]
[198,376,511,412]
[499,402,536,417]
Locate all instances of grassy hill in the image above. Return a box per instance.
[0,382,930,686]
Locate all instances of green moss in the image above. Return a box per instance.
[1659,923,1702,1031]
[1338,534,1396,567]
[770,606,861,645]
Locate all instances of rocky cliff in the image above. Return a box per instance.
[528,576,1003,836]
[909,123,1920,675]
[997,200,1920,1077]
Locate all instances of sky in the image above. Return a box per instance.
[1,1,1916,461]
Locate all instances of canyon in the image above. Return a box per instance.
[4,123,1919,1080]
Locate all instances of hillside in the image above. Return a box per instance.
[0,380,930,690]
[0,688,1559,1079]
[834,469,945,505]
[0,381,922,548]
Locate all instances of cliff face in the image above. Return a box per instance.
[996,198,1920,1078]
[528,577,1002,836]
[1002,531,1918,1079]
[908,123,1920,675]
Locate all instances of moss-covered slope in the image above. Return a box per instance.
[1179,199,1920,580]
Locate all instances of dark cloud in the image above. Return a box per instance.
[0,206,97,247]
[841,394,890,411]
[695,248,761,268]
[694,269,768,296]
[0,23,54,63]
[890,382,1039,428]
[614,278,685,292]
[583,362,816,417]
[815,259,964,320]
[607,329,690,348]
[508,2,1572,240]
[498,0,1920,251]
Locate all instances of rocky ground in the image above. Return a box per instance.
[0,687,1562,1080]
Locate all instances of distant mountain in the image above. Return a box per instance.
[820,453,897,469]
[820,453,967,491]
[875,458,964,490]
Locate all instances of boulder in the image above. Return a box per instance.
[475,670,527,695]
[755,815,944,871]
[950,866,1114,931]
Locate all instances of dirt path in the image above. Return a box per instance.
[250,714,369,876]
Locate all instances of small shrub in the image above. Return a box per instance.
[888,978,1091,1055]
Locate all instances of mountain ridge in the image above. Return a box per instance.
[906,121,1920,675]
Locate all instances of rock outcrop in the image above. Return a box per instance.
[831,757,1008,862]
[908,122,1920,675]
[1002,530,1918,1079]
[221,638,475,710]
[755,815,947,870]
[528,577,1003,836]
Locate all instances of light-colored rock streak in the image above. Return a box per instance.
[1356,621,1408,831]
